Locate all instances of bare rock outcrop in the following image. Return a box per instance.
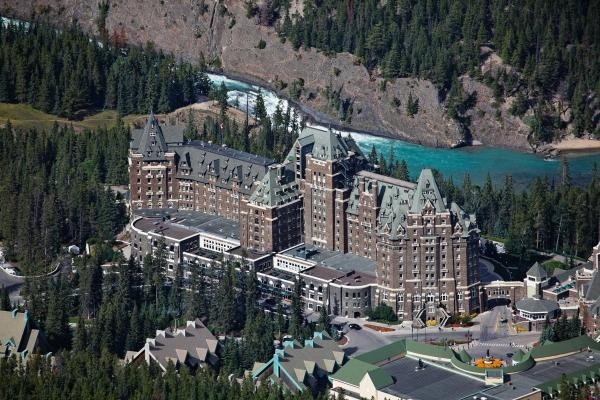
[0,0,530,150]
[461,76,531,150]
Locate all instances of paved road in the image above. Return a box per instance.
[0,265,24,303]
[480,305,512,340]
[479,258,503,283]
[336,306,540,357]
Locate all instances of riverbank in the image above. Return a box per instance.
[545,138,600,156]
[208,69,429,147]
[211,69,600,156]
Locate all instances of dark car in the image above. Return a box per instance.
[348,323,361,330]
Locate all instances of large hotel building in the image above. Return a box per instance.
[129,113,481,321]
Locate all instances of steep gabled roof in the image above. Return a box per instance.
[288,126,366,162]
[0,310,49,361]
[330,358,384,386]
[249,164,301,207]
[299,127,350,161]
[136,111,169,160]
[409,169,446,214]
[252,331,344,392]
[128,319,219,371]
[173,141,274,195]
[527,262,548,280]
[585,270,600,301]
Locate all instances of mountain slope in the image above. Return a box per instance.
[3,0,593,151]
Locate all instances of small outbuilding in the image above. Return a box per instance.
[515,296,559,321]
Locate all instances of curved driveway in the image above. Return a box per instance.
[0,266,24,303]
[480,258,503,283]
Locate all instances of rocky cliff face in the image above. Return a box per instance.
[0,0,532,150]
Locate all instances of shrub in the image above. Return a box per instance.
[256,39,266,49]
[368,304,398,323]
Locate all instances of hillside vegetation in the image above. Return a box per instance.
[0,103,140,130]
[0,18,211,118]
[0,1,598,150]
[275,0,600,143]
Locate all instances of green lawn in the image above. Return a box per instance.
[0,103,141,131]
[542,259,568,275]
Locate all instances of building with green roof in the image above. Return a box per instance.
[0,309,51,363]
[330,336,600,400]
[250,331,345,395]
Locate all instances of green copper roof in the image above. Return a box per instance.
[409,169,446,214]
[365,369,394,389]
[405,340,455,359]
[249,163,300,207]
[354,339,407,364]
[330,358,388,387]
[511,348,525,363]
[530,335,600,359]
[535,363,600,394]
[458,349,472,363]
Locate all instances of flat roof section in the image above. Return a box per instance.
[301,265,346,281]
[280,245,376,276]
[301,265,376,287]
[357,170,417,189]
[183,248,221,261]
[228,246,272,261]
[132,218,198,241]
[258,268,296,283]
[133,209,240,240]
[379,357,486,400]
[470,350,600,400]
[185,140,274,166]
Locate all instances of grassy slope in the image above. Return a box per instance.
[0,103,141,131]
[0,102,253,133]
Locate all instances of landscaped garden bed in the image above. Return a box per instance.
[364,324,395,333]
[336,335,348,345]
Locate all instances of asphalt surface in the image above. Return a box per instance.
[336,306,541,357]
[479,258,503,283]
[0,265,24,303]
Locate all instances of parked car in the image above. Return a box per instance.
[348,323,361,330]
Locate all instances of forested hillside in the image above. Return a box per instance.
[0,123,128,270]
[0,19,211,118]
[2,0,598,148]
[367,144,600,260]
[276,0,600,142]
[0,351,321,400]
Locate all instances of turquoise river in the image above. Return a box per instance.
[209,74,600,189]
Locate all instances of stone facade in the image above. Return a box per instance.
[128,114,482,318]
[289,128,368,253]
[240,164,304,253]
[129,112,274,219]
[129,113,181,209]
[372,170,480,319]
